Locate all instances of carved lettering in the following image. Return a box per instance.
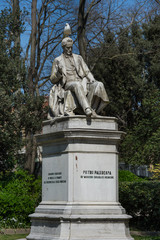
[44,172,66,184]
[80,170,114,179]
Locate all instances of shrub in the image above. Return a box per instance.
[119,181,160,231]
[149,163,160,180]
[119,170,144,182]
[0,169,42,228]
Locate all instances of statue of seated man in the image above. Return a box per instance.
[48,36,109,119]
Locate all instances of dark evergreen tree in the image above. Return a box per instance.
[0,9,24,172]
[92,24,146,130]
[120,16,160,166]
[91,18,160,166]
[0,7,47,175]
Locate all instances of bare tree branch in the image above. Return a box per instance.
[154,0,160,4]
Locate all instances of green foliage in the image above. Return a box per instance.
[91,15,160,166]
[149,164,160,180]
[92,23,146,130]
[119,170,144,182]
[119,181,160,231]
[120,89,160,165]
[0,234,27,240]
[0,8,25,173]
[133,237,160,240]
[0,170,41,228]
[0,8,46,174]
[119,17,160,166]
[21,95,46,135]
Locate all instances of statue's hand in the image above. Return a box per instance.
[90,78,95,83]
[58,65,63,75]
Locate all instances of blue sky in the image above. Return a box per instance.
[0,0,154,93]
[0,0,149,64]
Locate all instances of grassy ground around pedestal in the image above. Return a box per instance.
[0,234,27,240]
[133,236,160,240]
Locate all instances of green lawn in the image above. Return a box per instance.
[133,236,160,240]
[0,234,27,240]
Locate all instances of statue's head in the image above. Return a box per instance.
[62,37,73,56]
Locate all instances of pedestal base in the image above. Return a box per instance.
[27,116,133,240]
[27,202,133,240]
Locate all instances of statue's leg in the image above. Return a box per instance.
[48,87,59,117]
[87,81,109,114]
[65,82,92,115]
[64,90,77,116]
[96,102,108,114]
[87,82,97,105]
[91,96,100,111]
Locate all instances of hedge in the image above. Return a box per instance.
[119,181,160,231]
[119,170,145,182]
[0,170,41,228]
[1,169,160,231]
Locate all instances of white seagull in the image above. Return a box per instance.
[64,23,71,37]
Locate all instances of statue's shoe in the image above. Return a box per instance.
[92,110,98,117]
[64,111,75,116]
[85,108,92,117]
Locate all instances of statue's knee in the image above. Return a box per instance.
[73,81,82,90]
[99,81,104,87]
[76,81,82,86]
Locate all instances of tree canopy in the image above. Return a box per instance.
[0,8,24,172]
[1,0,160,173]
[91,15,160,166]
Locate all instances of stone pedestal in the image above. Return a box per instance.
[27,116,133,240]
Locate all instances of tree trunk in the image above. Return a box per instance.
[13,0,20,48]
[28,0,37,95]
[78,0,87,61]
[24,0,38,174]
[25,133,37,174]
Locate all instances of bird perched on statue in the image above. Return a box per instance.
[63,23,71,37]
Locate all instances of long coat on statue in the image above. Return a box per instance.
[48,53,109,118]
